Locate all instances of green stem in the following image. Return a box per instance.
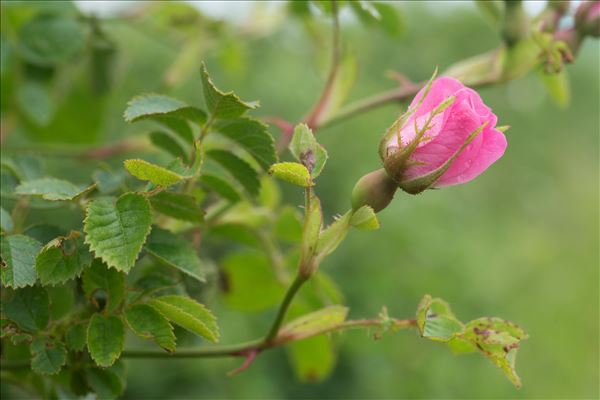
[114,317,417,360]
[122,339,263,359]
[264,273,308,342]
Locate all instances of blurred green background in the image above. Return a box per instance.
[1,1,598,399]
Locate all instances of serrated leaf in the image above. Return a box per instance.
[125,303,176,352]
[145,227,205,282]
[2,286,49,332]
[82,260,125,313]
[149,131,189,162]
[124,159,184,188]
[150,192,204,223]
[149,295,219,342]
[199,173,241,202]
[214,118,277,170]
[461,317,528,388]
[416,294,464,341]
[350,206,380,231]
[84,193,152,272]
[124,93,206,125]
[1,234,42,288]
[269,162,313,187]
[15,178,93,201]
[220,251,285,311]
[87,314,125,367]
[35,231,91,285]
[30,338,67,375]
[201,62,258,119]
[65,322,88,352]
[206,150,260,197]
[277,305,348,342]
[289,124,328,178]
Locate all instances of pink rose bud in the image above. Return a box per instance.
[380,76,507,194]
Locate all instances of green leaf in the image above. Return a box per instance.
[86,363,126,400]
[287,335,336,383]
[350,205,380,231]
[84,193,152,272]
[65,322,88,352]
[199,173,241,202]
[214,118,277,170]
[149,131,189,162]
[30,338,67,375]
[539,69,570,108]
[289,124,328,178]
[145,227,205,283]
[201,62,258,119]
[16,81,54,126]
[124,93,206,125]
[87,314,125,367]
[149,295,219,342]
[461,317,528,388]
[277,305,348,342]
[2,286,49,332]
[269,162,313,187]
[416,294,464,341]
[1,234,42,288]
[125,303,176,352]
[82,260,125,313]
[18,14,83,66]
[220,251,285,311]
[15,178,93,201]
[0,206,14,232]
[315,212,352,262]
[206,150,260,197]
[124,159,184,188]
[35,231,91,285]
[150,192,204,223]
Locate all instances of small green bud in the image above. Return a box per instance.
[351,168,398,213]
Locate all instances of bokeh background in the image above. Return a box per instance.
[1,1,598,399]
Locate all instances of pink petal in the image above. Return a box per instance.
[402,98,481,182]
[434,126,507,187]
[409,76,465,120]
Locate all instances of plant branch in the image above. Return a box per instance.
[118,317,417,360]
[264,273,308,342]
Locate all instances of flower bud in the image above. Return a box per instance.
[351,168,397,213]
[380,76,507,195]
